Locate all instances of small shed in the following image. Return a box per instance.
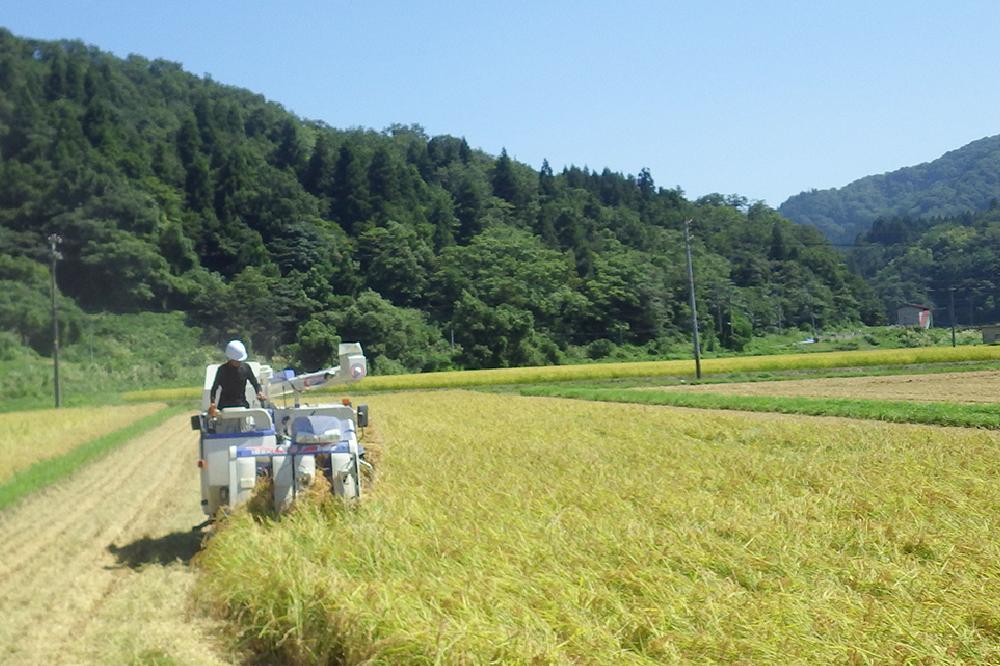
[982,324,1000,344]
[896,304,933,329]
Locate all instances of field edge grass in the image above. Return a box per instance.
[521,386,1000,429]
[0,403,186,512]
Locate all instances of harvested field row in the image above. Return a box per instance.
[0,402,164,483]
[523,386,1000,428]
[198,391,1000,663]
[0,414,235,665]
[642,370,1000,403]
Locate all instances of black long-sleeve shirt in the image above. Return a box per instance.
[210,362,262,408]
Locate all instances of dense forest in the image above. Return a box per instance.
[849,207,1000,326]
[0,29,881,374]
[779,135,1000,245]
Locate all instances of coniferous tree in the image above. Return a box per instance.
[368,146,397,216]
[539,159,556,198]
[454,172,486,242]
[303,132,335,197]
[330,143,370,234]
[273,118,305,173]
[492,148,520,204]
[637,167,655,200]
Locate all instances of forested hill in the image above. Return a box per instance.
[0,29,880,373]
[849,208,1000,327]
[779,135,1000,245]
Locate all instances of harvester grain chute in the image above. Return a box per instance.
[190,343,371,524]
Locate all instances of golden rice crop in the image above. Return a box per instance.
[0,403,164,483]
[355,345,1000,390]
[642,370,1000,404]
[198,391,1000,663]
[122,345,1000,402]
[122,386,198,402]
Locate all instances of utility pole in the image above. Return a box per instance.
[806,289,817,339]
[948,287,957,348]
[727,293,734,345]
[713,282,722,341]
[771,288,784,333]
[684,219,701,379]
[48,234,63,408]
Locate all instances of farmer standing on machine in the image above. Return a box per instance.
[208,340,265,430]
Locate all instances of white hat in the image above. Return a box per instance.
[225,340,248,361]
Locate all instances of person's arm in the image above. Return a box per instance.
[246,364,265,402]
[208,365,223,416]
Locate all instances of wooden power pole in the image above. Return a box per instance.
[684,219,702,379]
[48,233,63,408]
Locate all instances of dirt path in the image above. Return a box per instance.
[0,414,238,665]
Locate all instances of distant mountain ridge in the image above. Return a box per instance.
[778,135,1000,244]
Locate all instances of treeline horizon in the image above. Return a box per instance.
[0,28,882,373]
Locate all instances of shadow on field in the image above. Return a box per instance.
[107,531,203,568]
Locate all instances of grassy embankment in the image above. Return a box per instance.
[521,386,1000,429]
[0,402,184,510]
[197,391,1000,663]
[0,311,216,413]
[125,345,1000,402]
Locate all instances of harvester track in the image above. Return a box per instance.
[0,414,236,665]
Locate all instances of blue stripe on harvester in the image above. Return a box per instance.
[202,429,276,440]
[236,442,365,458]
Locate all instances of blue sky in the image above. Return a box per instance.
[4,1,1000,206]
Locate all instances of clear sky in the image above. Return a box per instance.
[4,1,1000,206]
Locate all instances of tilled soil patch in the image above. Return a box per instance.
[644,370,1000,403]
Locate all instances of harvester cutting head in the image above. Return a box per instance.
[267,342,368,402]
[192,343,371,521]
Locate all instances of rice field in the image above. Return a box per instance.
[0,402,164,484]
[641,370,1000,404]
[197,391,1000,663]
[123,345,1000,402]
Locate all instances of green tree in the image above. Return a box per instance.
[303,131,336,199]
[451,291,539,368]
[292,318,340,371]
[492,148,520,204]
[538,159,556,197]
[367,146,398,215]
[331,290,453,373]
[78,231,175,309]
[331,143,371,233]
[357,220,434,306]
[453,170,486,242]
[273,118,305,172]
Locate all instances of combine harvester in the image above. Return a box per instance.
[190,343,371,525]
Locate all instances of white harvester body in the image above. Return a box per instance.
[192,343,371,517]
